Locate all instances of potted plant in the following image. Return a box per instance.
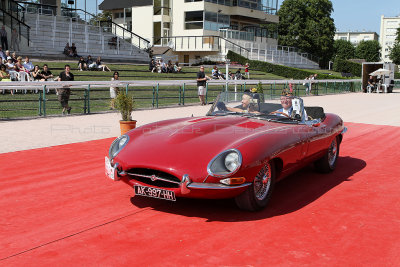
[113,92,136,135]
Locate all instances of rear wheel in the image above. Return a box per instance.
[314,136,340,173]
[235,161,275,211]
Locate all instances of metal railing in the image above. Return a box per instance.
[0,79,363,119]
[153,35,249,57]
[238,42,320,67]
[15,1,56,16]
[7,0,26,22]
[17,3,150,53]
[61,7,150,51]
[0,7,30,46]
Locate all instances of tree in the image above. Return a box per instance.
[332,39,355,60]
[278,0,336,67]
[389,28,400,65]
[89,11,112,26]
[355,40,381,62]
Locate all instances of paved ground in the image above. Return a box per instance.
[1,89,400,266]
[1,90,399,154]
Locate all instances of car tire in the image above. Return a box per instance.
[314,136,340,173]
[235,161,276,211]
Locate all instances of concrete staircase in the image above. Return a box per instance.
[20,13,150,63]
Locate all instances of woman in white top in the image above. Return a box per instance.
[110,71,120,109]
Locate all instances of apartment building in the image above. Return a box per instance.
[99,0,279,64]
[334,31,379,45]
[380,15,400,63]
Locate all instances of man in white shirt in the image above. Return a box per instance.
[272,90,307,122]
[23,56,34,72]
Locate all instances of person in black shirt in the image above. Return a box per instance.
[57,65,74,115]
[40,64,54,81]
[78,56,87,71]
[196,65,210,105]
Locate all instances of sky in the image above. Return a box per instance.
[78,0,399,35]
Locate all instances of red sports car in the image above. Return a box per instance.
[105,92,346,211]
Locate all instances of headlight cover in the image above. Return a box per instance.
[109,135,129,159]
[207,149,242,177]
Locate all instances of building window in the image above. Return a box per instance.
[185,11,203,30]
[204,11,230,31]
[185,0,202,2]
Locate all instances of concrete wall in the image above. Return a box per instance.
[132,5,154,44]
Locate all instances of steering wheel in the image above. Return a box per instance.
[269,111,290,118]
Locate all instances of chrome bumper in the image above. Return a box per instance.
[187,182,251,190]
[181,174,251,194]
[115,169,251,194]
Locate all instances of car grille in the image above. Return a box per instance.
[126,168,181,188]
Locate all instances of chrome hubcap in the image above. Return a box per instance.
[254,163,272,201]
[328,138,338,167]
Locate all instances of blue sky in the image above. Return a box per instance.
[81,0,399,35]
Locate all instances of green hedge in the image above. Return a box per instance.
[227,51,343,80]
[332,58,362,77]
[395,72,400,79]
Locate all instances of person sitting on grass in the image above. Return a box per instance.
[174,62,182,73]
[96,56,111,72]
[40,64,54,81]
[86,55,96,70]
[78,56,87,71]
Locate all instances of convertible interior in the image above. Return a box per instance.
[258,103,326,121]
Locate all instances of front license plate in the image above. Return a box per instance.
[134,185,176,201]
[105,156,115,180]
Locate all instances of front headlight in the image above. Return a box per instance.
[207,149,242,177]
[109,135,129,159]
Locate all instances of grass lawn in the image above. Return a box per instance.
[30,61,286,81]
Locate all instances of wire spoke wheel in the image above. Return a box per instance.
[235,161,275,211]
[327,138,338,167]
[254,164,272,201]
[314,136,340,173]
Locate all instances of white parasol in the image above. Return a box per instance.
[369,68,390,76]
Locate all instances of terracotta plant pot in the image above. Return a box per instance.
[119,120,137,135]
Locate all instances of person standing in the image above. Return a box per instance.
[197,65,209,105]
[110,71,120,109]
[57,65,74,115]
[244,62,250,79]
[0,26,8,50]
[10,28,19,51]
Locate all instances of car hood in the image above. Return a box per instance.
[114,116,293,180]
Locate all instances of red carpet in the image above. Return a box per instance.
[1,122,400,266]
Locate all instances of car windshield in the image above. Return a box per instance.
[207,92,307,123]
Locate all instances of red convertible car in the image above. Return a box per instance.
[105,92,346,211]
